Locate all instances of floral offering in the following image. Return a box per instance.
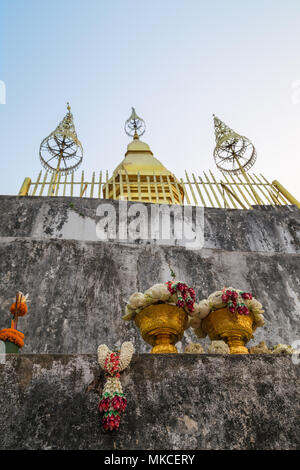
[97,342,134,431]
[122,281,199,321]
[190,287,265,339]
[0,292,29,349]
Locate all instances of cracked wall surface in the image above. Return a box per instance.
[0,354,299,450]
[0,196,299,352]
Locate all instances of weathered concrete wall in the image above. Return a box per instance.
[0,196,299,353]
[0,354,299,450]
[0,239,299,353]
[1,196,299,253]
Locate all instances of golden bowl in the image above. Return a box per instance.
[201,307,254,354]
[134,303,188,354]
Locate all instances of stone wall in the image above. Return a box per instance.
[0,354,299,450]
[0,196,299,353]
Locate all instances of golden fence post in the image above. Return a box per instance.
[229,174,253,209]
[47,172,56,196]
[105,170,110,199]
[98,171,102,199]
[192,173,206,206]
[18,177,31,196]
[272,180,300,209]
[55,172,61,196]
[166,174,176,205]
[153,173,160,203]
[39,171,48,196]
[119,170,124,200]
[209,170,228,208]
[159,174,168,204]
[137,172,142,201]
[185,171,198,205]
[31,171,42,196]
[125,170,131,201]
[203,171,221,208]
[146,176,152,203]
[199,175,214,207]
[112,173,117,200]
[71,172,74,197]
[180,177,191,205]
[79,171,84,197]
[251,173,275,206]
[63,174,67,196]
[90,172,95,198]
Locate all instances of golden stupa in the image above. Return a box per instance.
[105,108,184,204]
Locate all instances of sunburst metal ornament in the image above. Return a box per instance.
[39,103,83,175]
[213,115,257,174]
[124,107,146,138]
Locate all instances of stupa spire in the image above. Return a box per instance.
[104,108,183,204]
[213,115,257,175]
[39,103,83,175]
[124,107,146,139]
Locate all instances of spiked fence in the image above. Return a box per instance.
[18,170,300,209]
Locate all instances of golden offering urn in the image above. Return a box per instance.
[134,304,188,354]
[201,307,254,354]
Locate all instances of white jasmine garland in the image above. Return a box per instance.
[97,341,135,432]
[119,341,135,371]
[144,283,170,301]
[97,344,109,369]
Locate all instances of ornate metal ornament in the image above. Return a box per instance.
[213,115,257,174]
[39,103,83,175]
[124,107,146,138]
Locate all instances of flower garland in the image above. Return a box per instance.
[0,292,29,348]
[189,287,265,339]
[123,281,198,321]
[97,342,134,431]
[0,328,24,348]
[165,281,196,312]
[221,287,252,315]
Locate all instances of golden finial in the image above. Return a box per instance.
[213,115,257,174]
[124,107,146,139]
[39,104,83,175]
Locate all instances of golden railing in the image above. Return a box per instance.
[18,170,300,209]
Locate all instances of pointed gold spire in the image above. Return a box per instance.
[213,115,257,174]
[39,103,83,175]
[213,115,261,204]
[104,108,184,204]
[124,107,146,139]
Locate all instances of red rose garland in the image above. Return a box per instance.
[97,342,134,432]
[166,281,196,313]
[221,287,253,315]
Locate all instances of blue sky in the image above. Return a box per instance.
[1,0,300,200]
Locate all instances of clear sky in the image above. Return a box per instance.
[1,0,300,201]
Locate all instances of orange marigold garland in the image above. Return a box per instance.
[97,342,134,431]
[0,328,24,348]
[0,291,29,350]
